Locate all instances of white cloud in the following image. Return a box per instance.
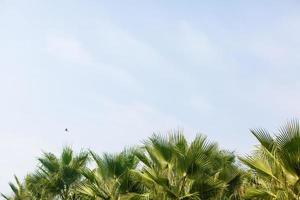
[178,21,215,63]
[175,20,235,70]
[73,98,189,152]
[261,85,300,116]
[46,34,92,65]
[249,38,300,67]
[93,22,169,71]
[189,96,214,112]
[247,15,300,67]
[97,62,140,89]
[5,1,300,195]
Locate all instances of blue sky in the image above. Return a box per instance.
[1,0,300,193]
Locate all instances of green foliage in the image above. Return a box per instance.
[26,147,89,200]
[131,132,243,200]
[240,120,300,199]
[4,120,300,200]
[1,176,32,200]
[78,149,144,199]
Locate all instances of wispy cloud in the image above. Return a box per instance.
[2,0,300,194]
[177,21,216,66]
[46,34,92,65]
[189,96,214,112]
[246,15,300,67]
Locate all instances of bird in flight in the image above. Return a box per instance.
[65,128,69,132]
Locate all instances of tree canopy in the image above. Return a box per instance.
[3,120,300,200]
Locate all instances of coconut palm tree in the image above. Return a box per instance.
[26,147,89,200]
[131,132,243,200]
[78,149,145,200]
[240,119,300,199]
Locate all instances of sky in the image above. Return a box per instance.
[1,0,300,193]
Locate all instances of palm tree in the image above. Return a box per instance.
[240,119,300,199]
[1,176,32,200]
[131,132,243,200]
[26,147,89,200]
[78,149,145,200]
[1,133,244,200]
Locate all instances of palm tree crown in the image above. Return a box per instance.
[240,120,300,199]
[131,132,243,200]
[26,147,89,200]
